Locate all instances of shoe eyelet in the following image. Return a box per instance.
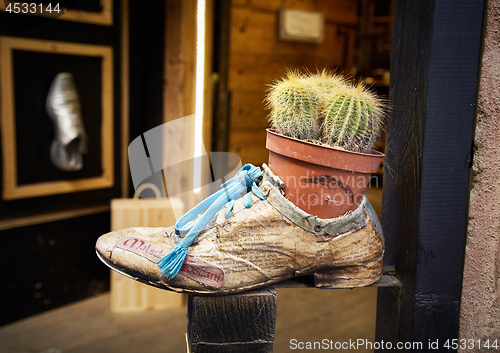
[314,225,322,232]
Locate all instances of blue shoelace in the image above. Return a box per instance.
[157,164,266,280]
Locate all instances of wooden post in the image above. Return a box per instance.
[376,0,485,349]
[187,288,277,353]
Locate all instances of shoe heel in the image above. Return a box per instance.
[313,255,384,289]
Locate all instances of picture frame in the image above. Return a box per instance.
[0,36,114,200]
[0,0,113,26]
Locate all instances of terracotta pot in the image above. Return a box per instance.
[266,129,384,219]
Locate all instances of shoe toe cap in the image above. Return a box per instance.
[95,229,123,259]
[95,227,174,259]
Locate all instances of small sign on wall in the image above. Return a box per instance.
[278,8,325,44]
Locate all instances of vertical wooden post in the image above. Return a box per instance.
[187,288,277,353]
[376,0,485,349]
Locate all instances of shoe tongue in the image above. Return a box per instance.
[260,164,284,191]
[159,164,265,280]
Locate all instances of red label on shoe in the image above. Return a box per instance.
[179,257,224,289]
[116,237,224,288]
[116,237,168,262]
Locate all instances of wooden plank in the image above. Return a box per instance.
[0,293,189,353]
[231,0,358,25]
[163,0,199,209]
[228,52,342,92]
[212,0,232,153]
[110,197,186,313]
[121,0,130,198]
[187,288,277,353]
[164,0,196,121]
[0,287,378,352]
[0,205,110,231]
[375,287,402,347]
[229,90,268,130]
[222,0,359,170]
[230,7,346,58]
[376,0,485,348]
[340,25,357,73]
[192,343,273,353]
[228,129,268,166]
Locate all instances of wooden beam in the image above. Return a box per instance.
[163,0,197,208]
[212,0,231,153]
[376,0,485,348]
[0,205,110,231]
[120,0,130,198]
[187,288,277,352]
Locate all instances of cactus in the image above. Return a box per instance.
[308,69,347,134]
[309,69,346,96]
[265,69,385,154]
[321,82,385,153]
[265,70,320,141]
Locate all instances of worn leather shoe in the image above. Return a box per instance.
[96,164,384,294]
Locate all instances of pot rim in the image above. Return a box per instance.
[266,129,384,174]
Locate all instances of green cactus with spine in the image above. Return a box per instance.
[321,82,384,153]
[266,69,385,154]
[265,70,320,141]
[310,69,346,96]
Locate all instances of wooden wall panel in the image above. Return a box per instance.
[228,53,343,91]
[232,0,358,24]
[230,7,346,58]
[230,91,268,130]
[226,0,358,166]
[228,129,268,166]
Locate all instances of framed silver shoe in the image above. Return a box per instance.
[46,72,88,172]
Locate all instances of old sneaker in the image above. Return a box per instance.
[96,164,384,294]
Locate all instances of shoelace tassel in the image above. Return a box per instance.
[157,164,266,280]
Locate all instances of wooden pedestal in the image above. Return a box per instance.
[187,288,278,353]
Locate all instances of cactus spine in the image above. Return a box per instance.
[310,69,346,96]
[265,70,320,141]
[266,69,385,154]
[322,83,384,153]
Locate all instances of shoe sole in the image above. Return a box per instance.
[97,249,383,294]
[313,254,384,289]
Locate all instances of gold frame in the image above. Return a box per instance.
[0,36,114,200]
[0,0,113,26]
